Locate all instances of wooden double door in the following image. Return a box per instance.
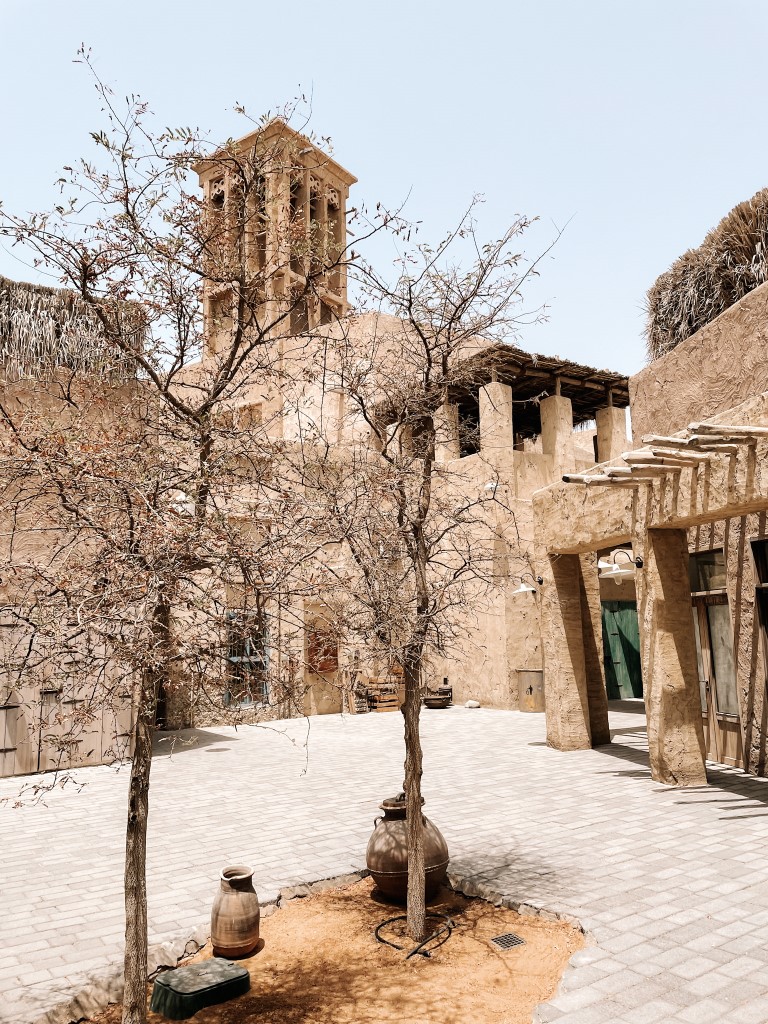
[692,594,743,767]
[602,601,643,700]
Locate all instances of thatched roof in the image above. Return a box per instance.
[0,276,143,379]
[646,188,768,361]
[456,344,629,439]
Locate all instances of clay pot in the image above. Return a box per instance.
[366,794,449,903]
[210,865,261,958]
[423,694,451,709]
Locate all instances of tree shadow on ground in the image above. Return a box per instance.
[152,728,236,758]
[448,847,575,907]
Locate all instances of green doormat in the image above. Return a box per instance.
[150,957,251,1020]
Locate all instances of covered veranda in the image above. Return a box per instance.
[533,391,768,787]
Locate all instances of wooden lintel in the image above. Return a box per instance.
[688,434,757,448]
[649,448,712,463]
[641,435,694,449]
[562,473,639,487]
[522,368,629,397]
[690,422,768,437]
[695,444,741,455]
[627,465,680,475]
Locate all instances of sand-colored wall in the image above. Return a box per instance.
[533,386,768,776]
[536,389,768,557]
[631,281,768,441]
[0,378,142,777]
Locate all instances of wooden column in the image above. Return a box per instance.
[636,528,707,786]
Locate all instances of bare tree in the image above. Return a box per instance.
[1,52,547,1018]
[0,57,356,1024]
[287,205,543,940]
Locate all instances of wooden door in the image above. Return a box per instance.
[602,601,643,700]
[692,595,743,767]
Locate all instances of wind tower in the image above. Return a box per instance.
[195,120,357,356]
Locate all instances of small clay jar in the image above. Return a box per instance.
[366,793,449,903]
[210,865,261,958]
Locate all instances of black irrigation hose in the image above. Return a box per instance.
[374,912,456,959]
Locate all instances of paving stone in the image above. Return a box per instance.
[619,1000,681,1024]
[720,996,768,1023]
[674,997,731,1023]
[4,705,768,1024]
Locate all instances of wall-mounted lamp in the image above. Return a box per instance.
[598,549,643,585]
[512,572,544,595]
[483,479,512,496]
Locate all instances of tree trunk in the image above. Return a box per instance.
[403,650,426,942]
[121,677,154,1024]
[122,600,168,1024]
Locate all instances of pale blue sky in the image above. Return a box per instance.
[1,0,766,375]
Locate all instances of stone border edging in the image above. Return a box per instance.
[445,871,598,1024]
[32,868,594,1024]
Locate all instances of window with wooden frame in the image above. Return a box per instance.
[306,625,339,674]
[689,549,727,593]
[0,693,19,778]
[237,402,263,429]
[225,608,268,706]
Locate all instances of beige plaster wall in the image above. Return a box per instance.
[535,403,768,556]
[631,281,768,441]
[304,676,344,716]
[431,445,549,710]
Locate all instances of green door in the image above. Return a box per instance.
[601,600,643,699]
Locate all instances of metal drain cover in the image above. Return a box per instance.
[490,932,525,951]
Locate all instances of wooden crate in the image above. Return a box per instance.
[365,676,403,713]
[352,692,369,714]
[371,692,401,713]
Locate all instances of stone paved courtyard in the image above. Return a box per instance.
[4,703,768,1024]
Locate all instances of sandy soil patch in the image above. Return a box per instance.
[91,877,584,1024]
